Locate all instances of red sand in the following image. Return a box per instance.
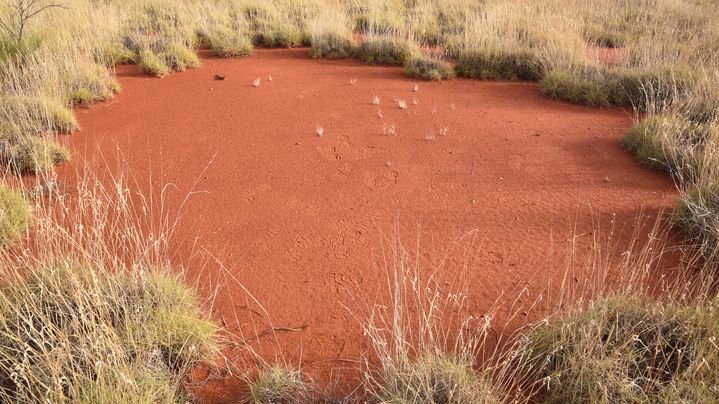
[62,48,677,400]
[587,46,625,67]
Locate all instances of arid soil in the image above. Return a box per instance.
[61,48,676,400]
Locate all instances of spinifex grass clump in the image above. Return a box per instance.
[0,184,30,246]
[542,65,698,110]
[310,32,353,59]
[138,49,170,77]
[66,62,121,106]
[102,42,136,65]
[249,364,308,403]
[204,29,253,58]
[521,294,719,403]
[622,114,715,178]
[254,25,307,48]
[361,234,516,403]
[0,165,222,402]
[674,174,719,262]
[1,136,69,174]
[356,36,419,66]
[540,67,613,107]
[610,67,697,110]
[0,262,221,402]
[405,56,454,81]
[0,96,77,135]
[159,43,200,71]
[377,350,497,403]
[456,48,545,81]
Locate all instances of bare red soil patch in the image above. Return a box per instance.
[61,49,676,400]
[586,46,625,67]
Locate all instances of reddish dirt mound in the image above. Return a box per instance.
[62,48,676,400]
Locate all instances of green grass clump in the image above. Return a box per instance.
[0,185,30,247]
[123,271,220,371]
[540,66,698,110]
[160,43,200,72]
[0,262,220,403]
[377,350,497,404]
[254,25,307,48]
[356,37,419,66]
[455,49,544,81]
[404,56,454,81]
[622,115,712,177]
[250,365,307,403]
[2,136,70,174]
[0,96,77,134]
[610,67,697,109]
[674,179,719,260]
[541,69,612,106]
[138,49,170,77]
[204,29,253,58]
[521,295,719,403]
[102,42,136,65]
[310,32,353,59]
[66,63,121,106]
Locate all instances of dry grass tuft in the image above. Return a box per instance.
[356,36,419,66]
[405,56,454,81]
[0,184,30,246]
[249,364,308,404]
[521,294,719,403]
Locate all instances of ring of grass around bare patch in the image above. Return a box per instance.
[520,295,719,403]
[356,36,419,66]
[455,49,544,81]
[0,263,221,402]
[0,185,30,247]
[404,56,454,81]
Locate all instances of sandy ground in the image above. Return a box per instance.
[60,48,677,400]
